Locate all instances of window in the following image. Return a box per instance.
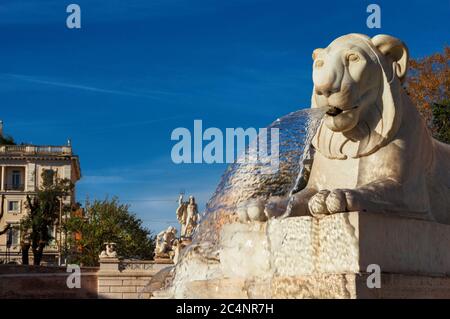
[42,169,55,187]
[12,170,21,189]
[48,225,56,245]
[8,200,20,212]
[6,226,20,247]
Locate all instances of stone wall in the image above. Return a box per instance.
[0,260,171,299]
[0,264,98,299]
[97,258,172,299]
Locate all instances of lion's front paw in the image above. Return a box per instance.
[308,189,351,218]
[236,198,267,222]
[325,189,347,213]
[308,190,330,218]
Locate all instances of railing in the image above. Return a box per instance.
[1,145,27,153]
[0,145,72,156]
[119,260,157,271]
[4,184,25,191]
[0,244,59,253]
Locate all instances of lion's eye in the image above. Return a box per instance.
[347,53,360,62]
[315,60,324,68]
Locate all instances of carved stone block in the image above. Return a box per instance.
[168,212,450,298]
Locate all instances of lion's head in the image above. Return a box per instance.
[311,33,409,159]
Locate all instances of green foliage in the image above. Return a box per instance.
[21,171,74,265]
[65,197,155,266]
[0,135,15,145]
[432,100,450,144]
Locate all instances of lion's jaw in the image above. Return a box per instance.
[311,33,405,160]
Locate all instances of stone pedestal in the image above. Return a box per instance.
[99,258,120,272]
[154,258,174,264]
[167,212,450,298]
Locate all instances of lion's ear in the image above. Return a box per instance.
[371,34,409,83]
[312,48,324,61]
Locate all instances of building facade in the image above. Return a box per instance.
[0,135,81,265]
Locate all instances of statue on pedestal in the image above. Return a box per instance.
[99,242,117,259]
[154,226,178,261]
[176,195,199,239]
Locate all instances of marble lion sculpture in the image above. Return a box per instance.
[239,33,450,224]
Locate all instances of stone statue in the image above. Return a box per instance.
[172,239,181,264]
[237,33,450,223]
[176,195,199,238]
[154,226,178,260]
[149,34,450,299]
[99,242,117,259]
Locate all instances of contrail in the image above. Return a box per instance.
[3,73,175,100]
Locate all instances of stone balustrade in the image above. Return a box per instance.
[0,145,72,156]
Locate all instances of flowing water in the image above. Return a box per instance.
[193,107,327,246]
[139,107,327,298]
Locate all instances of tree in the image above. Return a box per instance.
[0,135,15,145]
[0,224,10,235]
[65,197,155,266]
[21,171,73,265]
[405,46,449,142]
[432,100,450,144]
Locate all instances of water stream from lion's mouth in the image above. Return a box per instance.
[190,106,327,246]
[287,107,326,196]
[282,107,326,216]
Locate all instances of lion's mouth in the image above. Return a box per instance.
[326,107,343,117]
[325,105,358,117]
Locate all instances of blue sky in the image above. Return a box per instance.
[0,0,448,233]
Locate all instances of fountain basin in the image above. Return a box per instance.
[162,212,450,298]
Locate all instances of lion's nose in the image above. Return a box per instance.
[315,84,339,97]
